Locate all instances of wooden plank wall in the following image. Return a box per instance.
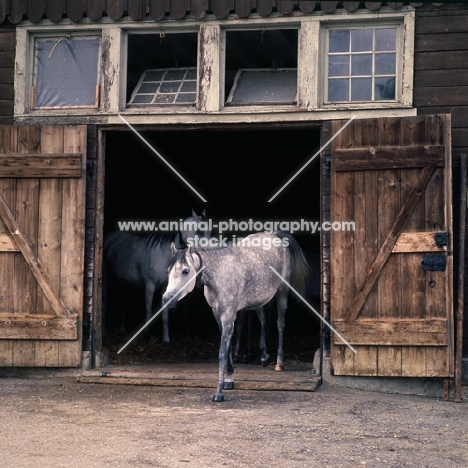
[413,5,468,357]
[0,28,14,125]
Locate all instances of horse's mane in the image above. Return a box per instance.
[167,248,190,270]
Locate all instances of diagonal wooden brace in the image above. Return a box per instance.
[344,163,438,321]
[0,193,71,317]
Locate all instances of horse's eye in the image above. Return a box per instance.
[182,268,190,276]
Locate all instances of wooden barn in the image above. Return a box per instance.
[0,1,467,399]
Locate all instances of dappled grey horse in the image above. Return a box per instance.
[233,251,320,365]
[162,231,310,402]
[103,210,210,343]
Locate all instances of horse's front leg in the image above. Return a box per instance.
[255,307,270,367]
[162,307,170,344]
[144,283,156,344]
[213,308,236,402]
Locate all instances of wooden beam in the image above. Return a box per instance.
[0,193,71,317]
[333,319,448,346]
[344,164,438,321]
[0,154,82,177]
[0,314,78,340]
[392,231,447,253]
[0,233,18,251]
[334,145,444,171]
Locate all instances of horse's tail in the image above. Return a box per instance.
[274,231,311,298]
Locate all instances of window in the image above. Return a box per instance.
[32,36,101,109]
[227,69,297,105]
[128,68,197,105]
[325,26,398,104]
[126,32,198,107]
[15,10,414,121]
[224,29,298,105]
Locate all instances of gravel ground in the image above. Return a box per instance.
[0,375,467,468]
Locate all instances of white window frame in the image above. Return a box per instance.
[318,11,414,110]
[15,28,103,116]
[14,8,415,124]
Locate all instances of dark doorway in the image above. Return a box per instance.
[103,126,322,364]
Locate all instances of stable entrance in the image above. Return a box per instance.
[102,126,322,367]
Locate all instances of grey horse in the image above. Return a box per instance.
[162,231,310,402]
[103,210,210,343]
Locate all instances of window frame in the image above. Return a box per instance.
[30,34,102,110]
[14,9,415,123]
[16,29,103,115]
[319,13,414,110]
[121,28,200,110]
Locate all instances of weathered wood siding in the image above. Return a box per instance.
[413,5,468,356]
[0,28,14,125]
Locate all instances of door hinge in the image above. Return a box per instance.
[422,254,447,271]
[434,231,448,248]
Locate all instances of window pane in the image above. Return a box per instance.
[375,53,396,75]
[375,77,395,100]
[329,30,350,53]
[139,83,160,93]
[180,81,196,92]
[328,79,349,102]
[229,69,297,104]
[352,54,372,76]
[145,70,165,81]
[351,29,373,52]
[176,93,197,103]
[375,28,397,51]
[155,94,176,104]
[186,68,197,80]
[328,56,350,77]
[165,69,187,81]
[351,77,372,101]
[160,81,182,93]
[132,94,154,104]
[34,37,100,108]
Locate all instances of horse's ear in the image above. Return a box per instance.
[192,208,197,217]
[201,209,206,217]
[170,242,177,255]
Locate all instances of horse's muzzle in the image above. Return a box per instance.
[162,293,178,309]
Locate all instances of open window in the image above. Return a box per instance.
[126,32,198,107]
[224,29,298,106]
[31,35,101,110]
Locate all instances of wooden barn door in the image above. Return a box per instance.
[0,125,86,367]
[330,115,453,377]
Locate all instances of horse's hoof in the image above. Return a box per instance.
[275,364,284,372]
[223,379,234,390]
[212,393,224,402]
[261,356,271,367]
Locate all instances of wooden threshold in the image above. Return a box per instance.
[78,363,321,392]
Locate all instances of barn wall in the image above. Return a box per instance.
[413,5,468,356]
[0,27,14,125]
[0,3,468,361]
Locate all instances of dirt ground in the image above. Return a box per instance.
[0,372,467,468]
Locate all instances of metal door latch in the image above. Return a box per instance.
[422,254,447,271]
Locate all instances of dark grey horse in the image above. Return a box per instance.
[103,210,210,343]
[162,231,310,402]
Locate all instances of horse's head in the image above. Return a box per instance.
[162,243,202,309]
[178,209,211,247]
